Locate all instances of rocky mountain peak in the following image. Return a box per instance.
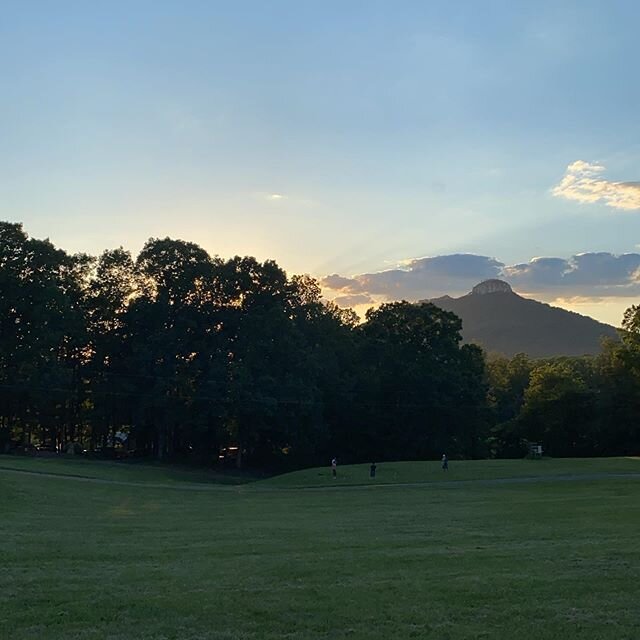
[470,279,513,296]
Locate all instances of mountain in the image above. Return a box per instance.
[427,279,619,358]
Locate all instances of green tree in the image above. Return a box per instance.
[486,354,532,457]
[593,331,640,455]
[0,222,92,451]
[354,302,488,461]
[518,361,597,456]
[127,237,222,459]
[85,248,137,451]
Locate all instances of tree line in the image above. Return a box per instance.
[1,221,638,468]
[488,337,640,458]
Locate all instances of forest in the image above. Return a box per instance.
[1,221,639,468]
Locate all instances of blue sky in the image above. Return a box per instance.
[1,1,639,324]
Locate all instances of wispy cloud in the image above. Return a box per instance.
[254,192,318,206]
[552,160,640,210]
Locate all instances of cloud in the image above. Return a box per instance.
[564,252,640,285]
[554,295,605,305]
[254,192,317,207]
[406,254,503,278]
[321,274,360,291]
[322,254,504,304]
[351,255,503,299]
[322,251,640,307]
[502,257,570,286]
[332,293,375,307]
[504,252,640,293]
[552,160,640,210]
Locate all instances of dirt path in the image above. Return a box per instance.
[1,464,639,493]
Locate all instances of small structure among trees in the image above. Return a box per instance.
[527,442,543,459]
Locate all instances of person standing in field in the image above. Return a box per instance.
[441,454,448,471]
[331,457,337,478]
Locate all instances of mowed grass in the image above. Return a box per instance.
[1,457,639,640]
[0,455,252,485]
[262,456,640,487]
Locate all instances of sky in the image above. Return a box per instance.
[1,1,639,326]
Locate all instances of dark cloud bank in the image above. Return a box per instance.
[322,252,640,303]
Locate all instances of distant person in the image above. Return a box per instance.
[441,454,448,471]
[370,462,377,479]
[331,457,337,478]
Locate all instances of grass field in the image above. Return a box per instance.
[0,455,254,485]
[1,456,639,639]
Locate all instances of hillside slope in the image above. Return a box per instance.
[429,280,619,357]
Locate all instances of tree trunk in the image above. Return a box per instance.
[236,442,243,469]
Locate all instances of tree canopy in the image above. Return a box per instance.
[1,221,638,467]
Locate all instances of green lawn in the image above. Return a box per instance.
[1,457,639,639]
[0,455,252,485]
[262,456,640,487]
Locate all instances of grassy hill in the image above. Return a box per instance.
[262,457,640,487]
[1,456,639,639]
[429,282,619,357]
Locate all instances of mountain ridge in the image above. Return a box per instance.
[425,280,620,358]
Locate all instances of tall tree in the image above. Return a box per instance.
[518,361,597,457]
[486,354,532,457]
[0,222,91,451]
[353,302,488,461]
[85,248,137,451]
[128,238,221,459]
